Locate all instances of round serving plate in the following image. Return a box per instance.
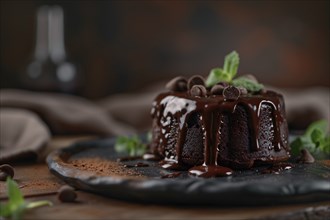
[47,136,330,206]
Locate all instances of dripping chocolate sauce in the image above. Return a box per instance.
[151,91,288,178]
[261,163,293,174]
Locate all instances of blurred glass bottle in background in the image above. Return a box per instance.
[21,5,80,94]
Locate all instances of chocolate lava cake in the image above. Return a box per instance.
[149,51,290,177]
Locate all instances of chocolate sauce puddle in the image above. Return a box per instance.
[160,171,181,179]
[124,162,149,168]
[143,153,161,161]
[261,163,293,174]
[159,160,189,171]
[189,165,233,178]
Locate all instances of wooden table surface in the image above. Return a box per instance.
[1,136,329,220]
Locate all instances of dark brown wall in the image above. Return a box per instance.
[1,0,329,98]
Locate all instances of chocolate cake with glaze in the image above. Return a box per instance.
[149,52,290,177]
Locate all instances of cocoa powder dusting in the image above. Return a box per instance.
[319,160,330,167]
[67,158,144,179]
[0,164,63,199]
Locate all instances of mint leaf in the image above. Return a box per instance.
[8,177,24,206]
[0,202,12,218]
[26,200,53,209]
[223,51,239,78]
[232,77,264,92]
[205,51,239,87]
[306,120,328,138]
[115,135,146,156]
[311,129,323,147]
[205,68,230,87]
[0,178,52,220]
[320,136,330,155]
[290,137,303,156]
[2,177,25,219]
[290,136,314,156]
[290,119,330,159]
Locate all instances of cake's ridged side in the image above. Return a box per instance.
[150,120,164,157]
[150,91,290,170]
[164,117,179,160]
[258,104,274,152]
[181,113,204,165]
[223,105,253,168]
[217,113,229,165]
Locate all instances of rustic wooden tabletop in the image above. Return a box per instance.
[1,136,329,220]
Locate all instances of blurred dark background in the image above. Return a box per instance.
[1,0,329,99]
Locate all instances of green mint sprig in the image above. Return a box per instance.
[206,51,239,87]
[205,51,264,92]
[290,120,330,159]
[232,76,264,92]
[0,178,52,220]
[115,135,147,157]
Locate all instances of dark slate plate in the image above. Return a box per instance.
[46,137,330,206]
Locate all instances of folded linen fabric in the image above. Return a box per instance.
[0,89,135,163]
[0,108,50,163]
[0,89,135,136]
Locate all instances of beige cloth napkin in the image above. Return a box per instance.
[0,108,50,163]
[0,89,135,136]
[0,89,136,163]
[0,86,329,163]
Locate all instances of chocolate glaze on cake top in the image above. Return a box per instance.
[150,75,290,178]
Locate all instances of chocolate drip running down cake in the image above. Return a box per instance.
[150,52,290,177]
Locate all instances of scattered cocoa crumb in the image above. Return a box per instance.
[0,164,63,199]
[67,158,144,179]
[58,185,77,202]
[23,180,59,190]
[296,149,315,164]
[0,164,15,181]
[319,160,330,167]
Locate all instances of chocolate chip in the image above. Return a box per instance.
[237,86,248,95]
[259,87,267,94]
[223,86,240,101]
[216,82,229,87]
[187,75,205,90]
[165,76,187,92]
[210,84,225,95]
[58,185,77,202]
[0,164,15,181]
[296,149,315,164]
[190,85,207,97]
[177,81,188,91]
